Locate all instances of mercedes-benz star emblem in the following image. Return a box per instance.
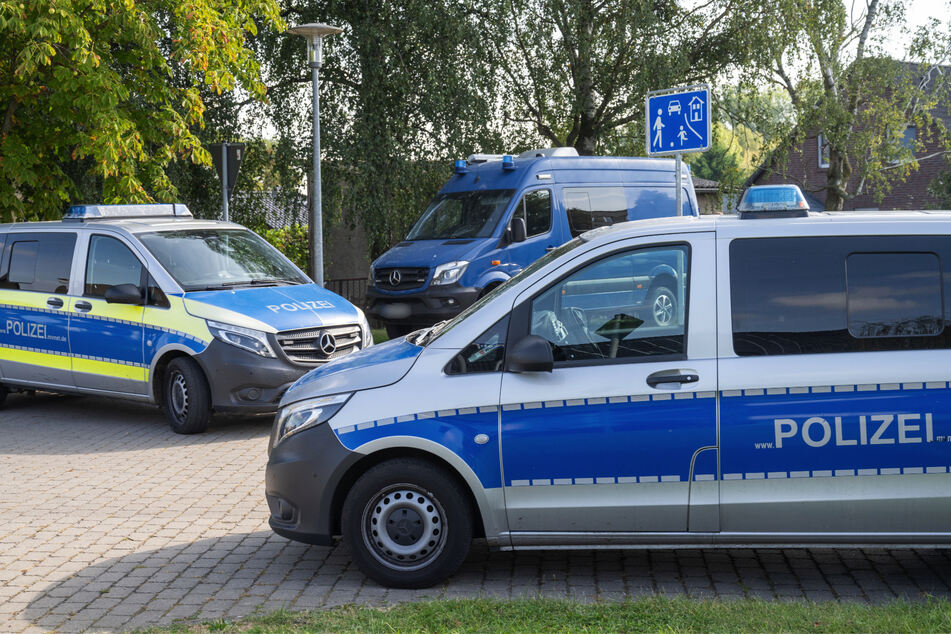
[318,332,337,356]
[388,270,402,286]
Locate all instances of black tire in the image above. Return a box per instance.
[342,458,473,588]
[384,324,415,340]
[0,384,7,408]
[647,285,677,327]
[162,357,212,434]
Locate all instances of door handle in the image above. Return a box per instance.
[545,246,556,252]
[646,370,699,388]
[46,297,64,309]
[74,301,92,312]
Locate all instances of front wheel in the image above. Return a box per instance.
[0,384,7,408]
[162,357,212,434]
[341,458,473,588]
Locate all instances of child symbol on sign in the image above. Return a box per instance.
[677,125,688,145]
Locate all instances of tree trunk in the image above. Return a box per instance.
[824,149,851,211]
[572,0,597,155]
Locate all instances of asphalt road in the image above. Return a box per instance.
[2,391,951,632]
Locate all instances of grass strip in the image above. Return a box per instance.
[149,596,951,633]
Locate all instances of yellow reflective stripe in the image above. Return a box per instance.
[72,357,148,382]
[0,346,71,371]
[0,289,65,309]
[143,297,212,343]
[0,346,148,382]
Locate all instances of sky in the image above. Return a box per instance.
[886,0,950,55]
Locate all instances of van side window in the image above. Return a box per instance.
[85,235,144,298]
[445,317,508,374]
[514,190,552,237]
[730,237,951,355]
[0,233,76,294]
[565,187,627,237]
[147,275,170,309]
[529,245,687,364]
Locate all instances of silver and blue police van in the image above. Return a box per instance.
[266,200,951,588]
[0,204,372,434]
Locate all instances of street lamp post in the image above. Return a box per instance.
[288,23,342,286]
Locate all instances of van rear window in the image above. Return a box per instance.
[730,236,951,356]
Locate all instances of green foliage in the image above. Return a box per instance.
[929,171,951,209]
[243,0,507,258]
[0,0,282,222]
[261,224,309,272]
[149,597,951,633]
[480,0,773,155]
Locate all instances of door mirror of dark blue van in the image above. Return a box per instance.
[105,283,144,305]
[510,217,527,244]
[506,335,553,373]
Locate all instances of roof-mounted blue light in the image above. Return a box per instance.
[502,155,515,171]
[64,204,193,221]
[454,159,468,175]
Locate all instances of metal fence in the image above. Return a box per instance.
[325,277,367,306]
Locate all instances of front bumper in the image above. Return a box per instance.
[194,340,308,413]
[365,283,480,328]
[265,421,363,545]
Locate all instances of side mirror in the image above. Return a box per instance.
[105,283,144,305]
[506,334,553,373]
[510,217,527,243]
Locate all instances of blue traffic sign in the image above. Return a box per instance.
[645,85,711,156]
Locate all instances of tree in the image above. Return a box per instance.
[0,0,282,222]
[751,0,951,209]
[240,0,509,257]
[478,0,773,155]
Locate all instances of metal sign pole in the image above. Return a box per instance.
[221,143,229,222]
[311,63,324,287]
[675,153,682,216]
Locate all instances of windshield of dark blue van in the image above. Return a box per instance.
[406,189,515,240]
[422,238,584,346]
[138,229,308,291]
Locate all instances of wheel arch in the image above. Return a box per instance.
[330,436,507,544]
[149,345,203,405]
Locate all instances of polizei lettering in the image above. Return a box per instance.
[2,319,47,340]
[768,414,935,449]
[266,300,335,313]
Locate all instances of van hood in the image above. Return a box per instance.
[373,239,486,269]
[280,337,423,406]
[183,283,360,333]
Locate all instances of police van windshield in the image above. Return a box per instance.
[138,229,308,292]
[406,189,514,241]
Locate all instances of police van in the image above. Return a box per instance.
[266,204,951,588]
[366,147,699,338]
[0,204,372,434]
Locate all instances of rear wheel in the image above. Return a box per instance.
[647,285,677,327]
[0,384,7,408]
[342,458,473,588]
[162,357,212,434]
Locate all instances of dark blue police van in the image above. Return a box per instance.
[365,147,699,337]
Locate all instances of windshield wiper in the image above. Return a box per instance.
[415,319,450,346]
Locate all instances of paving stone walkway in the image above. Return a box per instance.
[3,392,951,632]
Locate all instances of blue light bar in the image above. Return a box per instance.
[64,204,193,221]
[454,159,468,175]
[502,155,515,171]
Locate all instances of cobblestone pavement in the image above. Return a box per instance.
[3,392,951,632]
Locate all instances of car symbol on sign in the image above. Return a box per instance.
[668,101,681,116]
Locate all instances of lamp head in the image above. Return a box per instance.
[288,23,343,68]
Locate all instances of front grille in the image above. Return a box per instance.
[374,267,429,291]
[276,324,362,365]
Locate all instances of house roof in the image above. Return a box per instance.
[691,176,720,193]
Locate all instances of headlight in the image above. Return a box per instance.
[431,261,469,286]
[274,393,351,446]
[356,308,374,349]
[206,320,276,358]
